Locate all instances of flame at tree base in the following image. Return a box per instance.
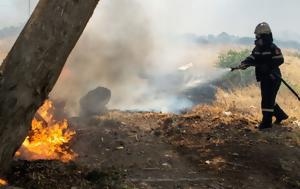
[16,100,77,162]
[0,178,7,186]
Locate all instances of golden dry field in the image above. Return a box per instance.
[215,50,300,121]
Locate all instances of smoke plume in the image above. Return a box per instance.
[50,0,227,115]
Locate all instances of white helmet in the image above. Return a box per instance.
[254,22,272,35]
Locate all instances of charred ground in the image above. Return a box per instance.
[3,104,300,189]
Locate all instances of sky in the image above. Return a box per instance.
[139,0,300,37]
[0,0,300,39]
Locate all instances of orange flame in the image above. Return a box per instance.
[0,178,7,186]
[16,100,77,162]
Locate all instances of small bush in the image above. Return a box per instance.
[218,49,251,68]
[216,49,256,88]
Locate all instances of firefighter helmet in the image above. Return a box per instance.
[254,22,272,35]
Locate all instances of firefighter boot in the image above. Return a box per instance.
[258,111,273,130]
[273,104,288,124]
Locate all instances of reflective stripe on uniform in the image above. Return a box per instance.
[262,51,272,55]
[262,108,274,112]
[272,55,283,59]
[253,51,272,55]
[249,55,255,60]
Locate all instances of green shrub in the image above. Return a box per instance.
[216,49,256,88]
[218,49,251,68]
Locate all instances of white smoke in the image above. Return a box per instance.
[50,0,229,115]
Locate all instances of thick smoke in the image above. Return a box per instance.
[50,0,228,115]
[51,0,154,115]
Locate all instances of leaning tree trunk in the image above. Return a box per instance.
[0,0,99,175]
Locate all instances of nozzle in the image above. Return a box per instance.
[230,66,240,72]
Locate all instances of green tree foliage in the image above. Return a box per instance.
[216,49,256,88]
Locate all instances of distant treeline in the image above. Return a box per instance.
[0,25,22,39]
[1,26,300,50]
[182,32,300,50]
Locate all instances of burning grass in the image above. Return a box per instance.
[16,100,77,162]
[0,178,7,186]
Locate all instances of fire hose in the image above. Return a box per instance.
[230,65,300,101]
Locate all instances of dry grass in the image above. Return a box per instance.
[214,52,300,121]
[214,85,261,117]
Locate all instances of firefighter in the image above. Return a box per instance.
[239,22,288,130]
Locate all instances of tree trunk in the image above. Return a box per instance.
[0,0,99,175]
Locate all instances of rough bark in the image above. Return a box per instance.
[0,0,99,175]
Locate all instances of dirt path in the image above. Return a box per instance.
[70,108,300,189]
[71,111,220,189]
